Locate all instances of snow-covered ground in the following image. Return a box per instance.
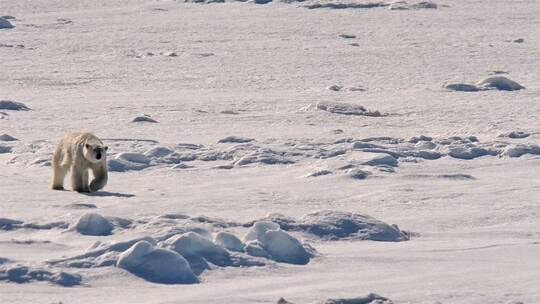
[1,0,540,303]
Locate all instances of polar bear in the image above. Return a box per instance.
[51,132,108,193]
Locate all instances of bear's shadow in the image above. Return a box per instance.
[82,191,135,198]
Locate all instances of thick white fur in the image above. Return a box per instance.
[51,132,108,193]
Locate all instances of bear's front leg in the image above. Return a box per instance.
[90,161,108,192]
[71,164,90,193]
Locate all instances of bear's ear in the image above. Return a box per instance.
[104,146,108,151]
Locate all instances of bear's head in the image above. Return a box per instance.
[83,141,108,163]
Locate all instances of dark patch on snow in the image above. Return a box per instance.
[0,145,13,153]
[234,150,295,166]
[0,218,68,231]
[0,134,18,141]
[304,2,388,10]
[498,131,530,139]
[437,174,475,180]
[277,293,393,304]
[132,115,158,123]
[0,17,14,29]
[0,265,81,286]
[306,169,333,177]
[444,83,480,92]
[502,144,540,158]
[338,34,356,39]
[322,293,393,304]
[389,1,437,10]
[316,101,383,117]
[0,100,30,111]
[69,203,98,209]
[218,136,254,144]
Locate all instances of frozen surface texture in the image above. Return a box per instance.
[1,0,540,303]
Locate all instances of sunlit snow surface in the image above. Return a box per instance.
[1,0,540,303]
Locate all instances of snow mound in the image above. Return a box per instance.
[305,169,333,177]
[296,210,409,241]
[404,149,442,160]
[1,217,68,231]
[0,265,81,286]
[115,152,151,164]
[0,100,30,111]
[164,232,232,267]
[317,148,347,159]
[244,221,281,242]
[244,221,311,265]
[328,84,343,91]
[218,136,255,143]
[215,232,244,252]
[277,293,393,304]
[498,131,530,139]
[117,240,198,284]
[0,17,14,29]
[74,213,114,236]
[413,141,436,150]
[131,115,158,123]
[30,156,52,167]
[261,230,310,265]
[144,146,174,158]
[256,211,409,241]
[477,76,525,91]
[316,101,382,117]
[234,150,295,166]
[447,145,491,160]
[444,83,480,92]
[0,134,18,141]
[347,168,371,180]
[502,144,540,158]
[359,153,398,167]
[109,153,151,171]
[445,76,524,92]
[49,237,158,268]
[407,135,433,143]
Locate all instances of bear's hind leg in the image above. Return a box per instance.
[51,149,69,190]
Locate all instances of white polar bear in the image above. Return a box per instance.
[51,132,108,193]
